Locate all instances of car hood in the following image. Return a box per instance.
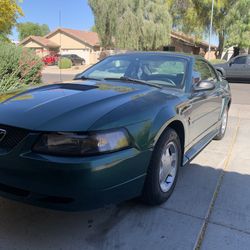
[0,80,170,131]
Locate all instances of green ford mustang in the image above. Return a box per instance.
[0,52,231,210]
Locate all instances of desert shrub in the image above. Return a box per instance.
[58,58,72,69]
[0,43,43,93]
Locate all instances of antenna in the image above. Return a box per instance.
[59,10,62,82]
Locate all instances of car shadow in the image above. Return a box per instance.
[0,163,249,250]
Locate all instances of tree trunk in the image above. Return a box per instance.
[216,32,225,59]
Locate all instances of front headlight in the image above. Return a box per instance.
[33,129,131,156]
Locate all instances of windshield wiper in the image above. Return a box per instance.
[104,76,162,89]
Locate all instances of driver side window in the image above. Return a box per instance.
[233,56,247,65]
[193,60,217,84]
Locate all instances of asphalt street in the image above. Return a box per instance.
[42,73,75,84]
[1,75,250,250]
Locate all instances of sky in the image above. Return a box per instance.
[11,0,219,45]
[11,0,94,40]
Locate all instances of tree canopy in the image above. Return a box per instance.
[169,0,250,58]
[0,0,23,41]
[225,0,250,49]
[17,22,50,41]
[169,0,204,39]
[88,0,172,50]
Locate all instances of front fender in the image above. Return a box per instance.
[148,105,189,148]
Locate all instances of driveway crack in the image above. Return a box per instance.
[159,206,204,221]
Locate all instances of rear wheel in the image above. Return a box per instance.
[141,128,181,205]
[214,107,228,140]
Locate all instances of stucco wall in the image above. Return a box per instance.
[23,40,42,49]
[48,32,91,50]
[48,31,97,64]
[21,41,50,57]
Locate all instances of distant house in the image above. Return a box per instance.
[19,28,101,64]
[222,46,250,61]
[19,36,60,57]
[105,31,218,59]
[20,27,217,64]
[164,31,218,59]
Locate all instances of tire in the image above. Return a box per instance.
[214,107,228,140]
[141,128,182,205]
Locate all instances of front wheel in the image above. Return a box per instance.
[214,107,228,140]
[141,128,181,205]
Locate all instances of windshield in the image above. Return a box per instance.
[79,54,187,89]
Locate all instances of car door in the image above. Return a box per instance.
[70,55,76,65]
[73,55,81,65]
[245,56,250,79]
[227,56,247,78]
[188,59,222,144]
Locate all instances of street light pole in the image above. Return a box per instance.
[208,0,215,60]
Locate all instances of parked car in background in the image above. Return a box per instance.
[42,54,59,66]
[214,54,250,81]
[0,52,231,211]
[60,54,85,66]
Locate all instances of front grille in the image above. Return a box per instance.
[0,125,29,151]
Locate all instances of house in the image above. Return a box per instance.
[164,31,218,59]
[20,27,217,64]
[19,36,60,57]
[19,28,101,64]
[222,46,250,61]
[102,31,218,59]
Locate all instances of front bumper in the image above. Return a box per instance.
[0,133,151,211]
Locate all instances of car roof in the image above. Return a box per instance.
[110,51,202,60]
[233,54,249,58]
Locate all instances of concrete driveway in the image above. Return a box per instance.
[1,82,250,249]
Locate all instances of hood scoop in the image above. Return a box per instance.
[54,83,98,91]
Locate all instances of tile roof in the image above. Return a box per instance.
[171,31,217,49]
[19,36,60,48]
[46,28,100,47]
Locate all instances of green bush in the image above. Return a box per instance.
[58,58,72,69]
[209,59,227,64]
[0,43,43,93]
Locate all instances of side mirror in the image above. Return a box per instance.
[229,60,234,66]
[193,80,215,92]
[217,70,226,80]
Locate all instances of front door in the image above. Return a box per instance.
[227,55,247,78]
